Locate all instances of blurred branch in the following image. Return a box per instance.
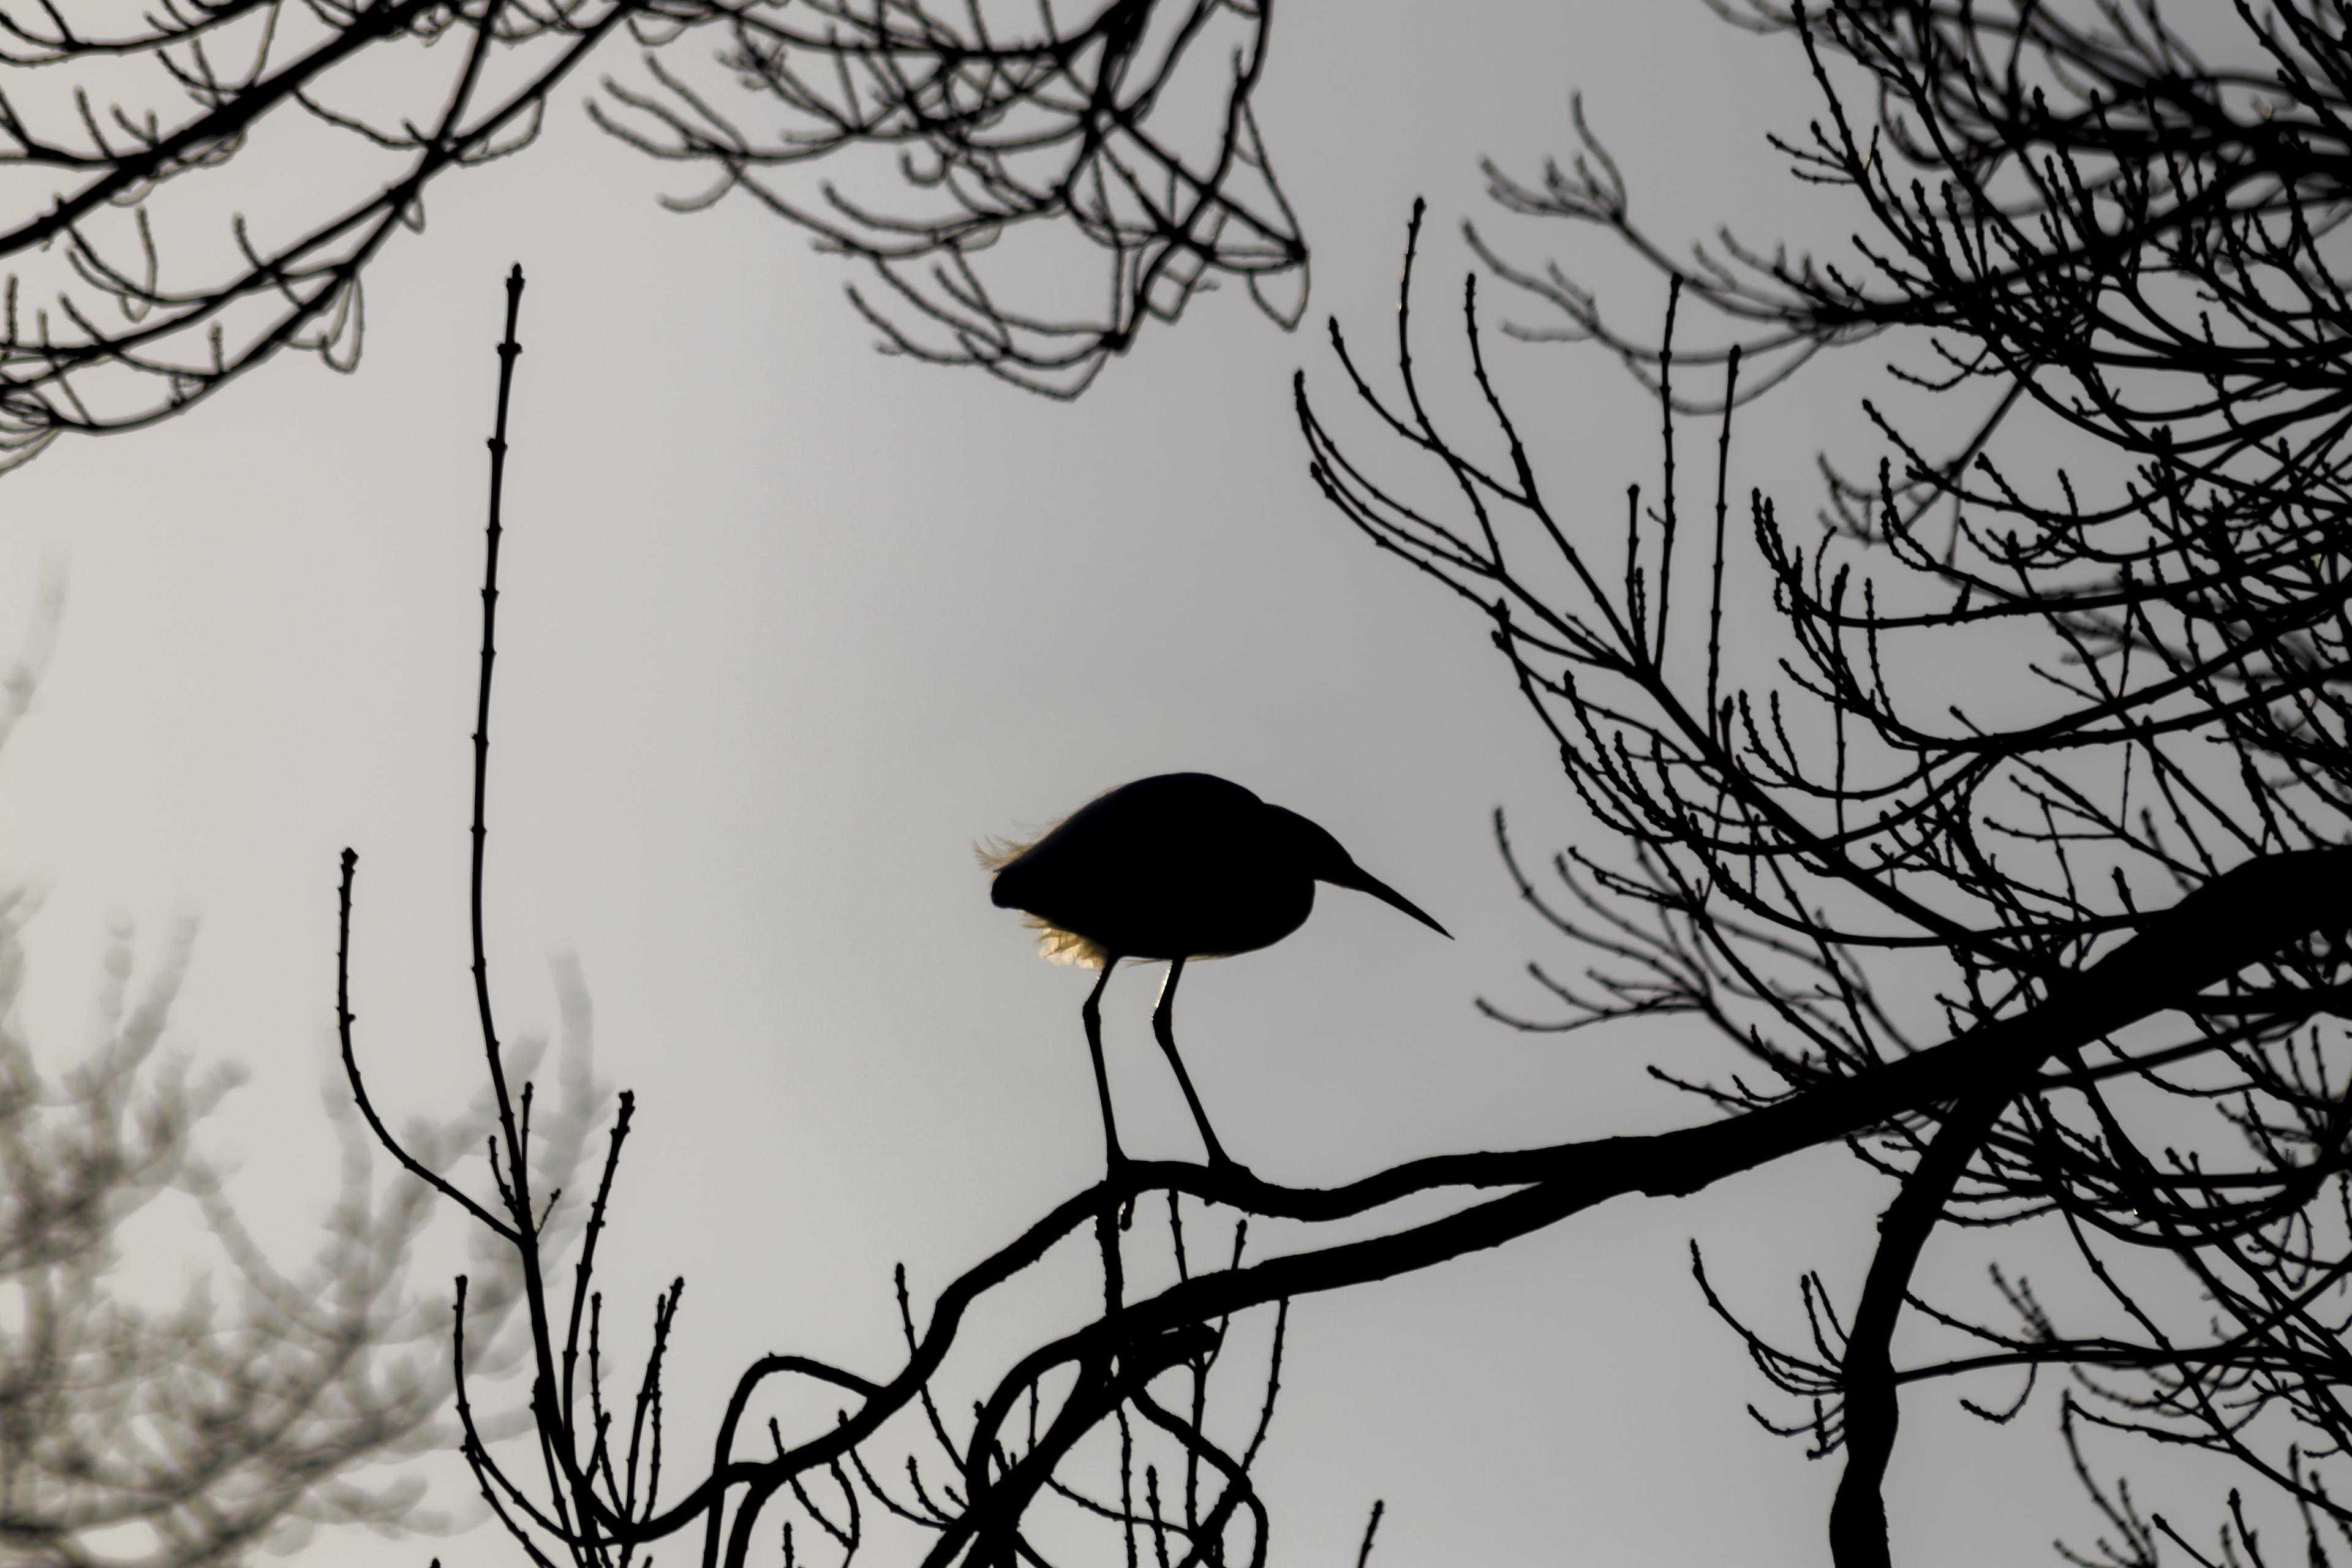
[0,1,641,471]
[0,818,588,1567]
[595,0,1306,398]
[0,0,1300,473]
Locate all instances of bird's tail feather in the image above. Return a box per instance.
[974,835,1036,872]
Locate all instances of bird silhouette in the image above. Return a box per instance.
[986,772,1450,1169]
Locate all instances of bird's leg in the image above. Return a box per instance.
[1082,957,1125,1170]
[1152,957,1235,1169]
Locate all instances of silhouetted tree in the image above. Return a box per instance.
[340,7,2352,1568]
[0,0,1294,470]
[1444,1,2352,1563]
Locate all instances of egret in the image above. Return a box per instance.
[986,772,1450,1169]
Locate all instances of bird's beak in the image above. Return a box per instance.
[1327,863,1452,940]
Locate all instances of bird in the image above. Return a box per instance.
[984,772,1450,1170]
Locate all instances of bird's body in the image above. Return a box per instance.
[989,774,1334,963]
[987,772,1447,1168]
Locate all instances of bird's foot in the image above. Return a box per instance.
[1204,1152,1256,1183]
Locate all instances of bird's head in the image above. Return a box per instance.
[1267,806,1452,940]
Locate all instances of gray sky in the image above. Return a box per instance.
[0,6,2136,1564]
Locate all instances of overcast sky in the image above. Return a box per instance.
[0,6,2154,1565]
